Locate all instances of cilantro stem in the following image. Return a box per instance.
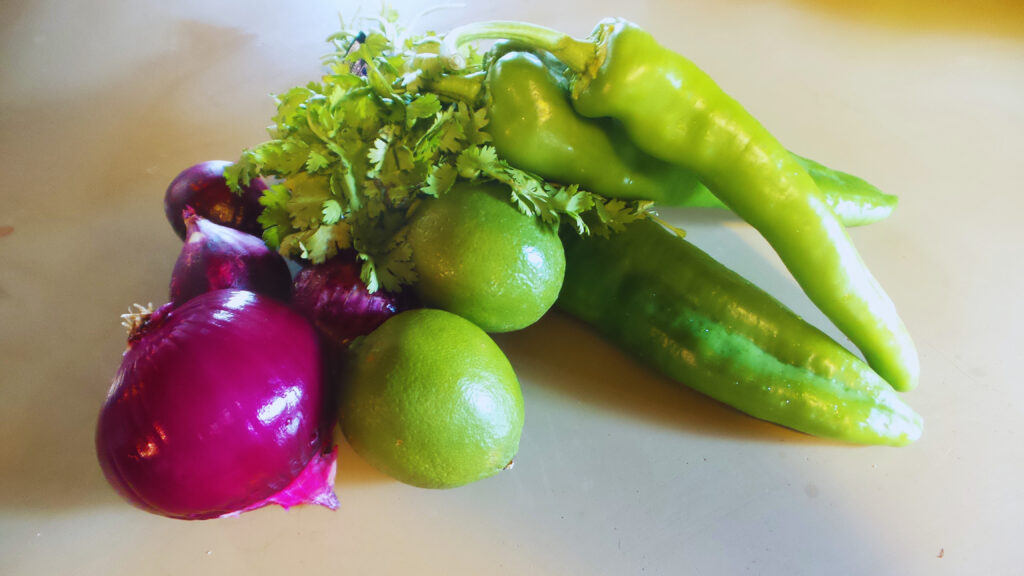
[648,214,687,239]
[441,21,595,74]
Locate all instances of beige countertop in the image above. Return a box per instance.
[2,0,1022,574]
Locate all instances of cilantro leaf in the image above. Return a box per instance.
[406,94,441,128]
[322,198,343,224]
[455,145,499,179]
[367,135,390,177]
[422,163,457,197]
[300,222,352,264]
[286,173,332,228]
[256,184,294,249]
[306,149,330,173]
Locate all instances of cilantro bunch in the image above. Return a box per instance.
[227,12,651,292]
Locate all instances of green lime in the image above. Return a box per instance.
[406,181,565,333]
[339,309,525,489]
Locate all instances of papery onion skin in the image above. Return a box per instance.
[169,209,292,306]
[164,160,267,240]
[291,253,408,349]
[96,290,334,520]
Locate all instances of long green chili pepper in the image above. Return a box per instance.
[557,219,923,446]
[485,51,898,226]
[443,19,919,392]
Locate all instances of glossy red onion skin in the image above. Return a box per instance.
[95,290,329,520]
[169,210,291,306]
[165,160,267,240]
[291,254,407,349]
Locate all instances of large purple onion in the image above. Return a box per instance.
[169,208,291,305]
[291,254,407,349]
[95,290,337,520]
[164,160,267,240]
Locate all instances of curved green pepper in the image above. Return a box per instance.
[485,51,898,226]
[557,219,922,446]
[445,20,919,391]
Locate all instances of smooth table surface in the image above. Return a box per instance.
[2,1,1023,574]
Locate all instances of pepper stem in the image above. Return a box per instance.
[441,20,595,74]
[425,71,486,105]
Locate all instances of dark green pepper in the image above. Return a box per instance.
[444,20,919,392]
[485,51,898,226]
[557,219,922,446]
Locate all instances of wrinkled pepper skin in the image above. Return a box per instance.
[485,52,898,226]
[570,20,919,391]
[557,219,923,446]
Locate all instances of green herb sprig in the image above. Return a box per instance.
[227,12,651,292]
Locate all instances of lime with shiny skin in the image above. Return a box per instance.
[406,181,565,333]
[339,309,525,489]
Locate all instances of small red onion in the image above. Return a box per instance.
[95,290,337,520]
[164,160,267,240]
[169,208,291,305]
[291,253,407,349]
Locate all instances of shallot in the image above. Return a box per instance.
[169,208,291,305]
[164,160,266,240]
[291,253,407,349]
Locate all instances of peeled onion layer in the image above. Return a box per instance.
[222,446,339,517]
[96,290,337,520]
